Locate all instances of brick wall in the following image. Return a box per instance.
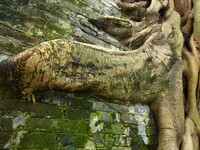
[0,92,157,149]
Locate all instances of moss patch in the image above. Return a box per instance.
[18,132,59,149]
[25,118,90,133]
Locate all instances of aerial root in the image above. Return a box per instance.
[117,1,149,20]
[182,32,200,149]
[181,118,195,150]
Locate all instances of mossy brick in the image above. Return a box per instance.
[0,99,63,118]
[148,118,156,126]
[0,117,13,131]
[119,135,128,146]
[57,133,88,147]
[130,124,139,135]
[89,134,104,148]
[148,136,158,145]
[104,123,125,135]
[28,103,64,118]
[111,123,126,135]
[0,132,12,149]
[92,101,118,112]
[112,147,131,150]
[25,118,89,133]
[95,111,117,122]
[113,105,130,114]
[62,145,77,150]
[18,132,59,149]
[0,99,23,115]
[122,114,138,124]
[38,91,93,109]
[113,135,120,147]
[132,104,151,116]
[104,134,115,147]
[138,124,146,136]
[65,107,90,120]
[130,134,145,147]
[146,126,158,136]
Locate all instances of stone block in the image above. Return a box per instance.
[25,118,90,133]
[0,132,12,149]
[0,117,13,131]
[18,132,59,149]
[57,133,88,147]
[65,107,90,120]
[146,126,158,136]
[0,99,63,118]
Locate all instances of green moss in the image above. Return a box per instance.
[0,117,13,131]
[18,132,59,149]
[90,134,104,148]
[62,145,76,150]
[25,118,89,133]
[104,134,115,147]
[0,132,12,149]
[95,111,116,122]
[111,123,125,135]
[65,107,90,120]
[58,133,88,147]
[74,134,88,145]
[84,140,96,149]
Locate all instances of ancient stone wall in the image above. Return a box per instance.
[0,92,157,149]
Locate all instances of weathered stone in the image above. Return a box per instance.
[38,91,93,109]
[0,0,125,54]
[0,117,13,131]
[122,114,138,124]
[25,118,90,133]
[89,133,104,148]
[57,133,88,147]
[146,126,158,136]
[0,132,12,149]
[0,99,63,118]
[104,134,115,147]
[65,107,90,120]
[92,101,118,112]
[18,132,59,149]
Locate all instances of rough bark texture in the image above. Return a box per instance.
[0,39,173,102]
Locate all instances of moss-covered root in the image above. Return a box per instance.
[0,39,172,102]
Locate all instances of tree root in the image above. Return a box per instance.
[182,33,200,150]
[117,1,149,21]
